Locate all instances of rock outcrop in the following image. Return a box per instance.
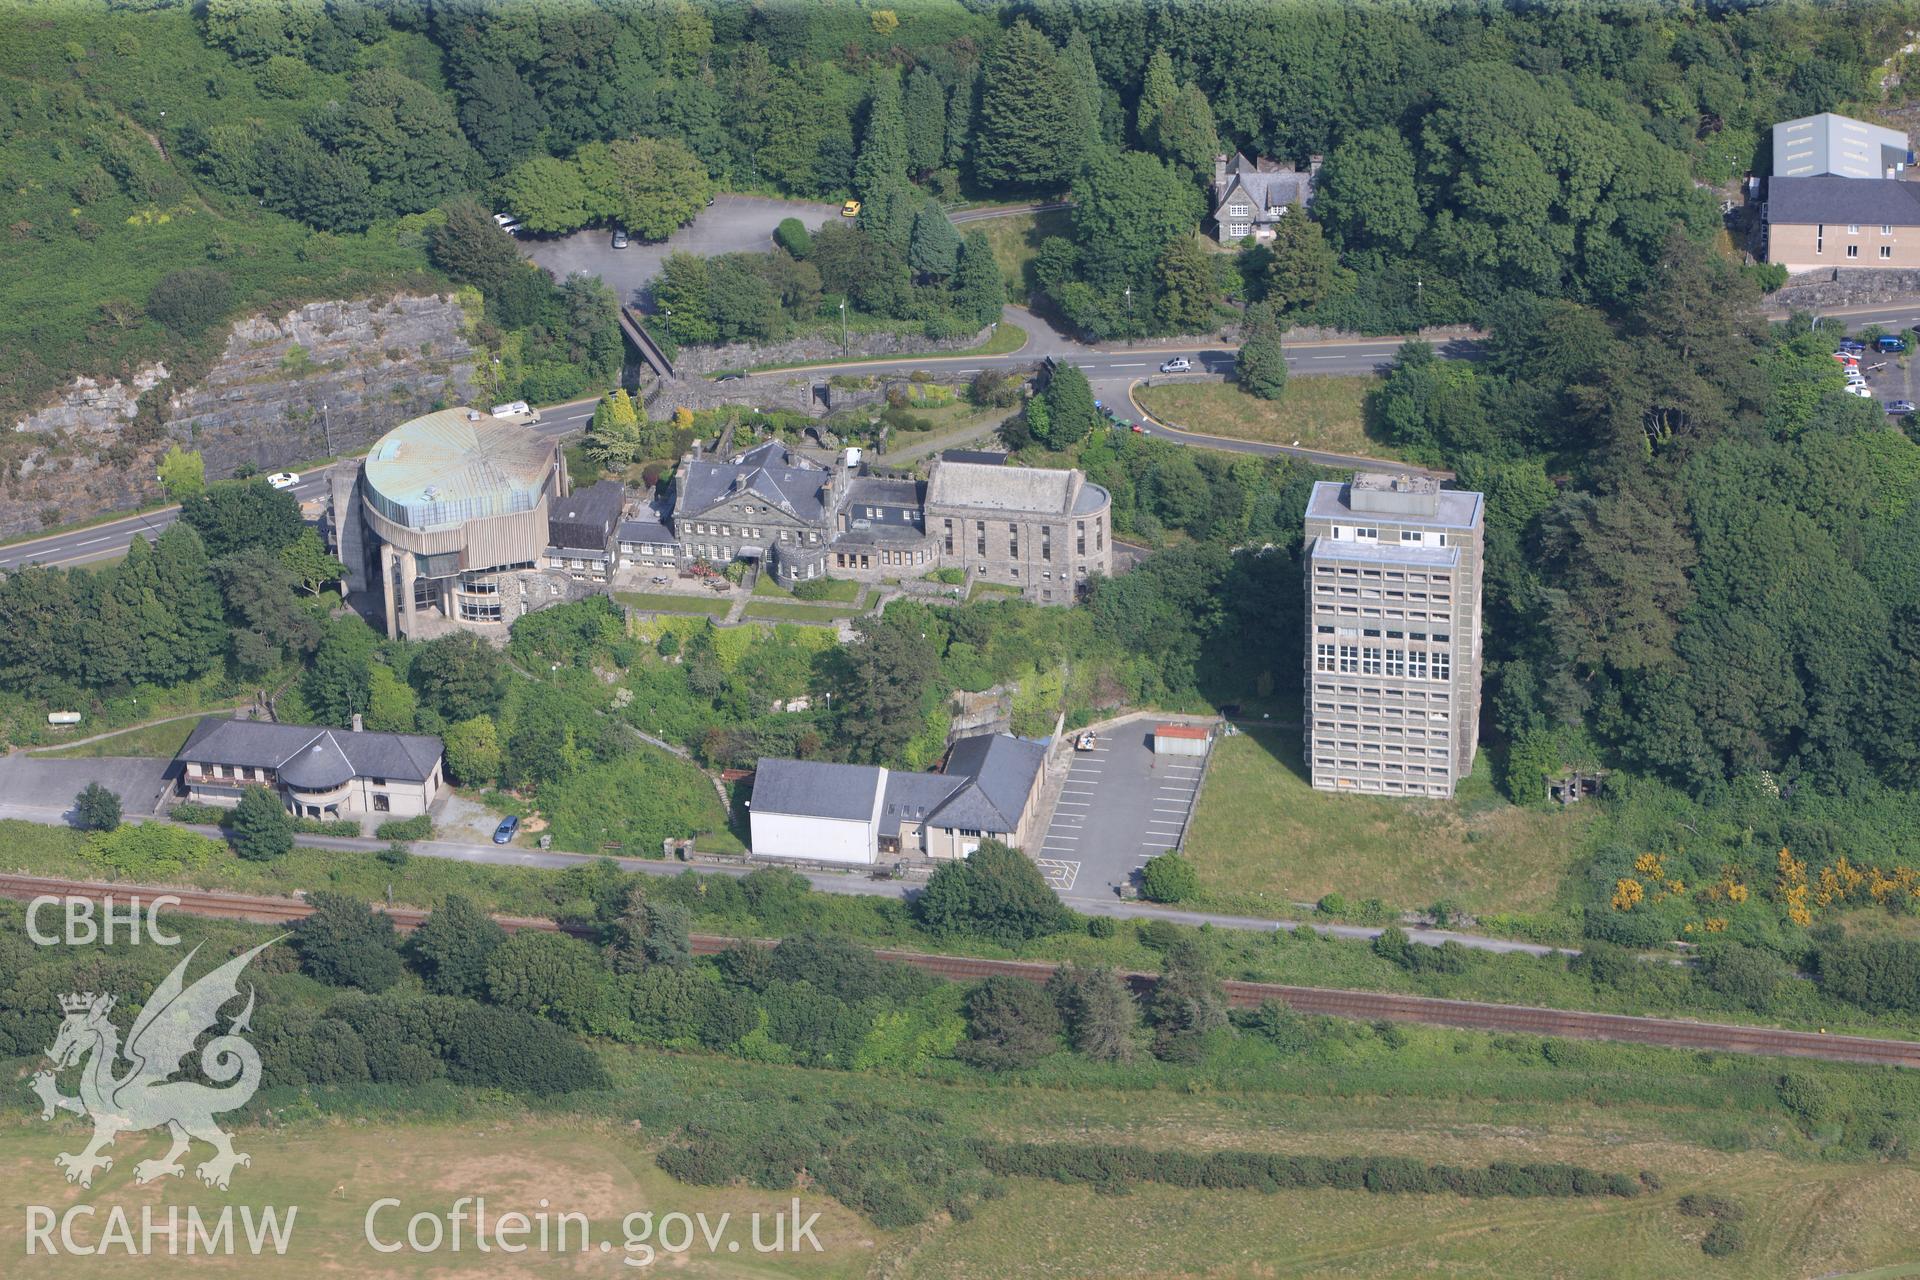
[4,295,480,539]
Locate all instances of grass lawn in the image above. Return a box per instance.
[752,574,862,603]
[614,590,732,618]
[976,207,1073,298]
[38,715,202,759]
[742,601,859,625]
[1137,376,1404,460]
[968,580,1022,601]
[1182,728,1592,919]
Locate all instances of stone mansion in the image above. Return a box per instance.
[618,441,1114,604]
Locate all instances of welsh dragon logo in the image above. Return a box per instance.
[27,940,276,1191]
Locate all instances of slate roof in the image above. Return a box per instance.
[1766,174,1920,227]
[845,476,924,508]
[927,460,1077,514]
[940,449,1007,466]
[177,717,443,787]
[879,771,964,837]
[1773,112,1911,179]
[750,758,883,821]
[928,733,1046,833]
[678,440,828,523]
[1212,152,1317,222]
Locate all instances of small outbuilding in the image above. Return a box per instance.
[1152,723,1210,757]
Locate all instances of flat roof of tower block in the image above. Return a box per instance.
[363,408,556,532]
[1306,478,1482,531]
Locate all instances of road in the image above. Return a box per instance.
[0,398,603,573]
[0,322,1451,572]
[0,794,1560,955]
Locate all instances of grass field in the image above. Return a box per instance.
[1137,376,1402,459]
[6,1033,1920,1279]
[37,715,202,759]
[0,1117,883,1277]
[615,591,733,617]
[1183,728,1591,918]
[976,208,1073,298]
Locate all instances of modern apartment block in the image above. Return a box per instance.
[1302,471,1485,799]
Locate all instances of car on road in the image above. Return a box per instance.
[266,471,299,490]
[492,815,519,845]
[840,200,862,217]
[611,229,629,249]
[1130,422,1147,433]
[1845,384,1874,398]
[1890,400,1916,414]
[1877,335,1909,353]
[1159,357,1192,373]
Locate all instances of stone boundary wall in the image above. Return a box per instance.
[1771,268,1920,312]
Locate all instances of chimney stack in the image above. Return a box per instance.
[1213,153,1228,187]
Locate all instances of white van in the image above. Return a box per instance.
[490,400,540,423]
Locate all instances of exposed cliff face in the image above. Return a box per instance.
[4,295,479,539]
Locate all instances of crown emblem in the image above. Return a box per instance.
[59,993,111,1016]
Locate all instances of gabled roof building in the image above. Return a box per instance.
[173,715,444,822]
[1211,151,1320,245]
[748,732,1050,865]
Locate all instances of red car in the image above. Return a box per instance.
[1130,422,1146,433]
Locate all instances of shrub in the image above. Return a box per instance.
[790,577,837,601]
[915,839,1074,944]
[169,801,229,826]
[1139,852,1201,903]
[147,267,233,335]
[376,814,433,842]
[376,842,411,869]
[229,786,294,861]
[80,824,220,877]
[295,892,403,992]
[1701,1221,1746,1257]
[773,218,811,259]
[1677,1192,1744,1221]
[291,817,362,837]
[72,783,120,832]
[1086,916,1116,939]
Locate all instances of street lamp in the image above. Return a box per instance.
[839,298,848,349]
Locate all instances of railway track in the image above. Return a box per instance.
[4,872,1915,1070]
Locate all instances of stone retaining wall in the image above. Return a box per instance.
[1771,268,1920,312]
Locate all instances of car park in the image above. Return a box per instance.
[266,471,299,490]
[492,815,519,844]
[611,229,629,249]
[1159,357,1192,373]
[841,200,862,217]
[1890,400,1917,414]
